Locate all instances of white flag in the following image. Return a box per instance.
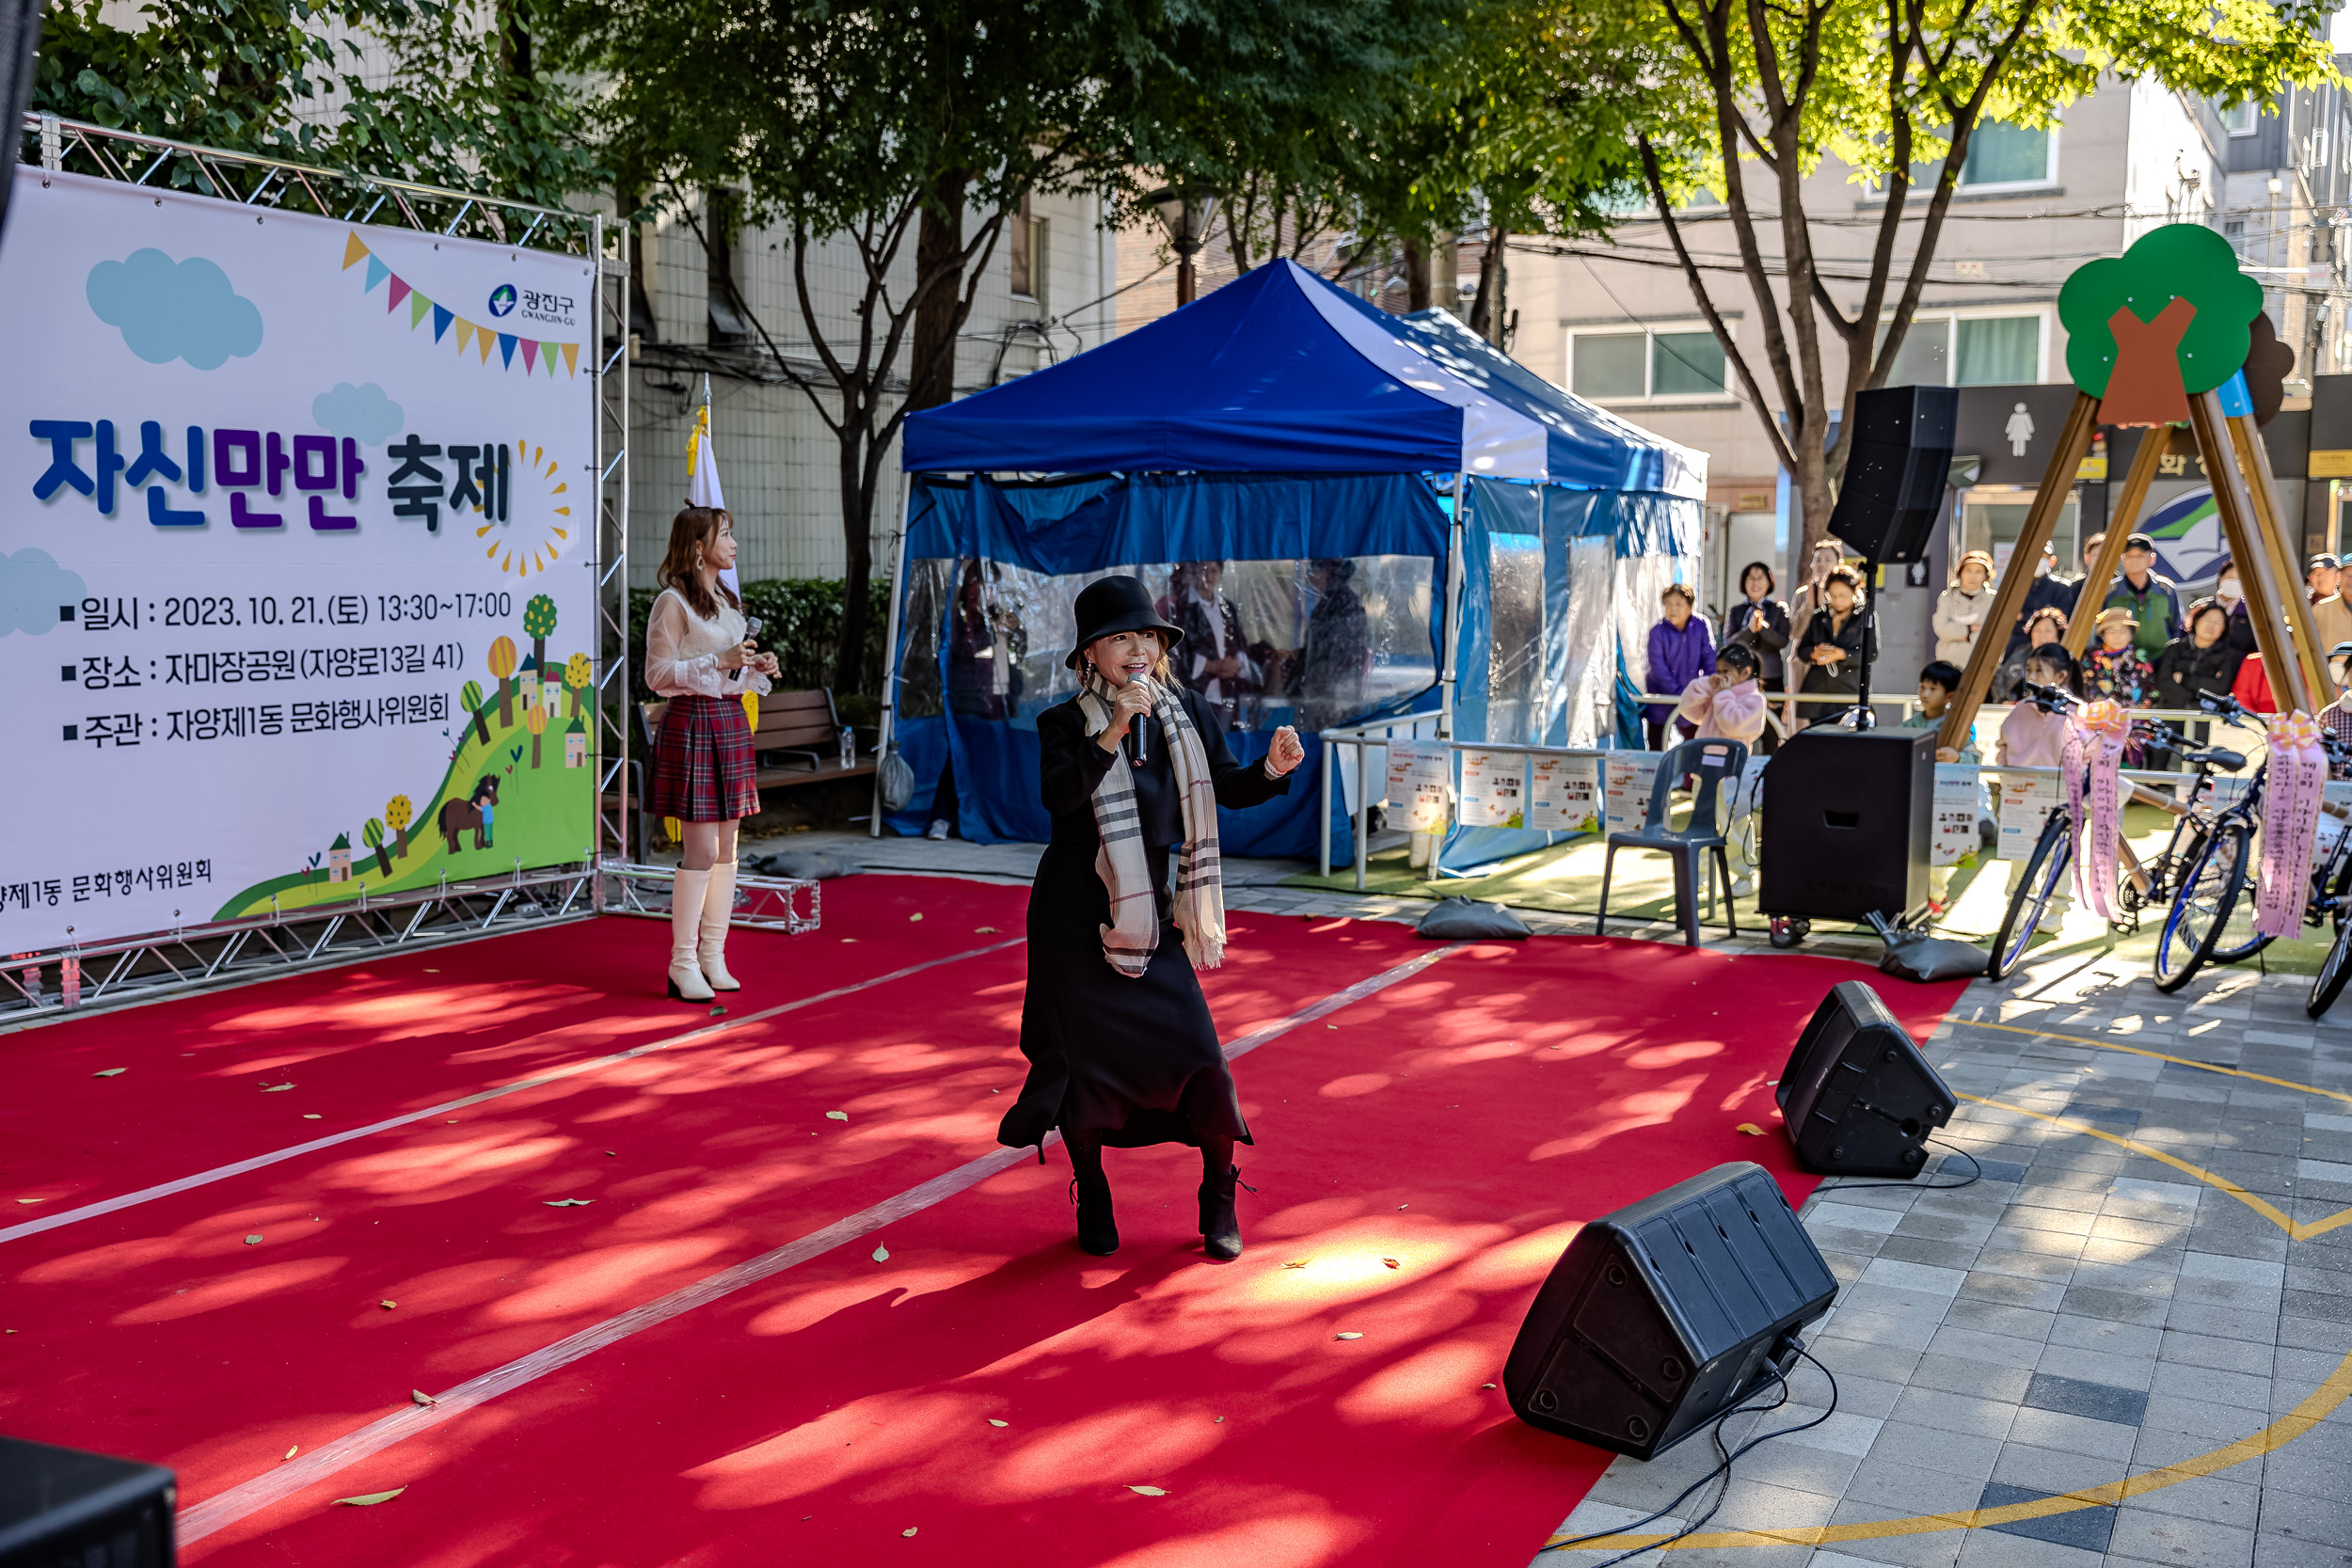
[688,397,737,594]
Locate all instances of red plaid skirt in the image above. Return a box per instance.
[649,695,759,821]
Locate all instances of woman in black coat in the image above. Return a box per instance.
[1722,561,1788,752]
[1793,565,1876,720]
[2147,597,2244,768]
[997,576,1303,1261]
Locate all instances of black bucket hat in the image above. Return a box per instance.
[1065,574,1184,670]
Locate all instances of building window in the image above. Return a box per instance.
[706,188,747,347]
[1875,313,2043,387]
[1959,121,2053,187]
[1567,325,1727,403]
[1008,195,1048,305]
[2220,99,2259,136]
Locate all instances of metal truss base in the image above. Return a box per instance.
[2,865,597,1026]
[596,863,821,934]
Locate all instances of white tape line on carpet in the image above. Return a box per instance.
[175,942,1466,1544]
[0,940,1025,1248]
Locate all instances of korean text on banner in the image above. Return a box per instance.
[0,168,597,952]
[1458,750,1526,828]
[1996,773,2062,859]
[1932,764,1981,867]
[1386,737,1451,833]
[1603,752,1663,837]
[1527,755,1599,832]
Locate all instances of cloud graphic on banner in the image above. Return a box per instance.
[86,249,264,370]
[0,548,87,637]
[312,382,406,446]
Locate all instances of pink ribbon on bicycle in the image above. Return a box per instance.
[2064,700,2129,922]
[2257,710,2329,939]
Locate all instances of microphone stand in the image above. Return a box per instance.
[1853,554,1879,730]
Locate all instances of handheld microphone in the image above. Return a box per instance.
[1125,670,1148,763]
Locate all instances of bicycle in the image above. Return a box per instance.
[1988,685,2238,983]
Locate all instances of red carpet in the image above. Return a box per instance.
[0,880,1964,1567]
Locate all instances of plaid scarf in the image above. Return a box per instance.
[1075,668,1225,976]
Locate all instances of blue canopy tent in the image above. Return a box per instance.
[879,259,1705,865]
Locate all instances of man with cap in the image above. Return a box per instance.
[2309,557,2352,688]
[2100,532,2181,664]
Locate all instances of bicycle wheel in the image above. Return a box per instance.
[2310,914,2352,1018]
[2154,821,2249,992]
[2208,824,2274,965]
[1990,814,2071,980]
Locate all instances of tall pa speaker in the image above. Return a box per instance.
[0,1435,175,1566]
[1778,981,1957,1178]
[1759,727,1932,923]
[1504,1163,1836,1460]
[1829,384,1957,565]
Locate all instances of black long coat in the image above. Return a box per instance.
[997,686,1291,1152]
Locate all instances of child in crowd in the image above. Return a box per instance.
[2085,608,2153,707]
[1995,605,2068,702]
[1896,658,1979,763]
[1676,643,1768,894]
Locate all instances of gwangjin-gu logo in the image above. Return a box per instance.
[487,284,518,318]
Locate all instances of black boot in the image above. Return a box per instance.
[1198,1164,1250,1261]
[1070,1168,1118,1256]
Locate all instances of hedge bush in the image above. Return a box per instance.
[628,578,889,705]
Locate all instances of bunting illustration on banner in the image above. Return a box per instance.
[340,231,581,376]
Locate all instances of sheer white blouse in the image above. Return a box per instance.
[644,587,774,700]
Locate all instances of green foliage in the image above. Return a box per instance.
[460,679,485,711]
[33,0,598,209]
[523,593,560,639]
[361,817,386,847]
[2059,225,2264,397]
[628,578,889,704]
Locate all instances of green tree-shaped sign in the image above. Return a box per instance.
[361,817,392,878]
[524,594,559,693]
[2058,225,2262,426]
[459,679,491,744]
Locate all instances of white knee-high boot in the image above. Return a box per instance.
[668,868,714,1001]
[697,862,740,990]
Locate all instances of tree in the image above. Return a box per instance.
[564,651,592,716]
[386,793,414,859]
[361,817,393,878]
[524,702,548,767]
[1595,0,2334,551]
[486,637,518,726]
[524,593,559,686]
[459,681,491,745]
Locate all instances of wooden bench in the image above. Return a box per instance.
[638,690,876,798]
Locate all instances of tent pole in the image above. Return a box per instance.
[871,479,914,839]
[1441,473,1469,740]
[1319,735,1333,879]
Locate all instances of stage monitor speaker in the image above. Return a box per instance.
[1777,980,1958,1178]
[1828,384,1957,565]
[0,1434,175,1566]
[1759,728,1932,923]
[1503,1162,1836,1461]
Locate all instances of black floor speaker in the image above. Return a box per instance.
[1778,980,1957,1177]
[1503,1162,1836,1461]
[1759,727,1932,923]
[0,1435,174,1565]
[1828,384,1957,564]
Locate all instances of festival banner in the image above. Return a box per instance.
[1526,755,1599,833]
[1457,749,1526,828]
[1602,752,1663,838]
[0,168,597,951]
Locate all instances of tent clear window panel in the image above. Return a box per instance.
[1486,534,1546,742]
[1650,331,1725,396]
[911,556,1433,733]
[1572,333,1647,400]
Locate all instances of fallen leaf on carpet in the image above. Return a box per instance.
[1128,1486,1168,1497]
[826,1111,849,1120]
[284,1446,298,1460]
[1334,1331,1363,1340]
[334,1489,405,1507]
[903,1528,918,1537]
[379,1301,396,1310]
[991,1088,1000,1093]
[543,1198,593,1207]
[1327,1024,1338,1030]
[261,1083,295,1092]
[245,1235,263,1245]
[988,1418,1009,1427]
[304,1114,322,1119]
[1397,1204,1408,1210]
[709,1006,726,1016]
[1482,1383,1497,1389]
[606,1150,617,1156]
[1765,1079,1778,1085]
[1382,1258,1401,1269]
[1735,1123,1765,1136]
[910,912,924,921]
[92,1069,125,1078]
[13,1198,40,1205]
[872,1244,890,1262]
[843,937,858,942]
[410,1390,437,1406]
[1282,1260,1309,1269]
[976,926,999,933]
[1214,1416,1224,1423]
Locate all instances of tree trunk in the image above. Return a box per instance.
[394,825,409,858]
[834,448,877,695]
[498,678,514,727]
[531,732,543,768]
[1467,230,1508,343]
[1403,236,1431,312]
[373,846,393,878]
[908,171,971,414]
[474,709,492,745]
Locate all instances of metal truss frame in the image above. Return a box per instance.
[597,864,821,935]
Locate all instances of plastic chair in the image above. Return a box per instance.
[1597,737,1749,947]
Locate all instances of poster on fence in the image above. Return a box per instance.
[1932,765,1981,866]
[1527,755,1599,832]
[2321,780,2352,856]
[1457,750,1525,828]
[1996,773,2062,859]
[0,167,598,950]
[1603,752,1663,838]
[1385,737,1451,832]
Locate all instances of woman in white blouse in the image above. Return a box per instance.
[1933,549,1995,666]
[644,506,778,1000]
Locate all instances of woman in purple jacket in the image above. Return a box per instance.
[1645,583,1716,750]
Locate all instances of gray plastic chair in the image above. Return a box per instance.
[1597,737,1749,947]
